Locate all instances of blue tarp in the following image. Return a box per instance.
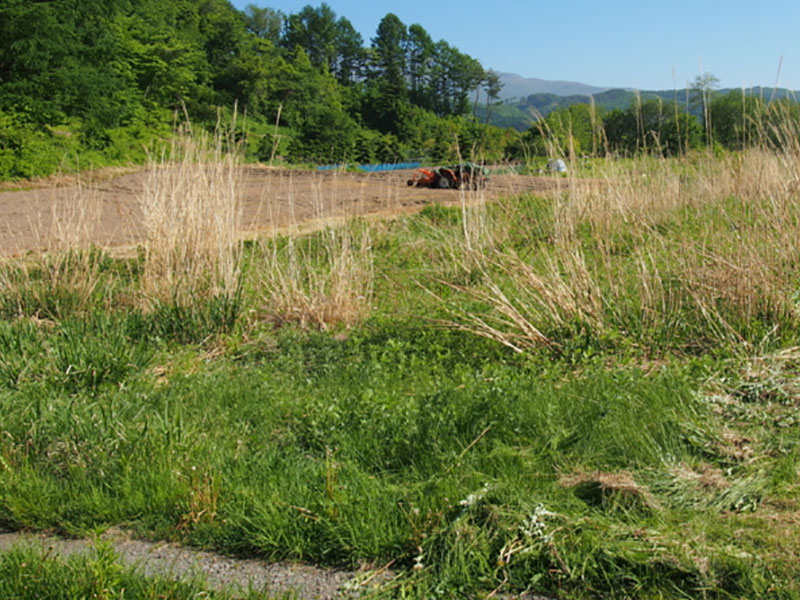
[317,162,421,172]
[359,162,420,172]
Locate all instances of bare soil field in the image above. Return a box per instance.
[0,166,567,256]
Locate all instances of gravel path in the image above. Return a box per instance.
[0,527,557,598]
[0,527,394,598]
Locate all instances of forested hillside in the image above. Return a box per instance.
[0,0,511,179]
[3,0,800,181]
[491,86,800,131]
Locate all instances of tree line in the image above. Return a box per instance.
[2,1,798,181]
[512,78,800,161]
[0,0,510,179]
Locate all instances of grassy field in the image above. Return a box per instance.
[1,130,800,598]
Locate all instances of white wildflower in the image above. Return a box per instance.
[520,504,557,544]
[458,483,492,507]
[413,547,424,571]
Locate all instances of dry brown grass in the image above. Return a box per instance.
[1,120,249,320]
[670,463,729,491]
[0,183,109,317]
[437,125,800,353]
[138,126,243,306]
[0,124,378,329]
[252,170,374,330]
[559,470,660,510]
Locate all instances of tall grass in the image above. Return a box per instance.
[0,120,249,342]
[251,170,374,330]
[0,184,113,319]
[436,111,800,355]
[139,124,243,308]
[0,121,379,338]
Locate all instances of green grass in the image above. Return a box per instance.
[2,154,800,597]
[1,316,797,597]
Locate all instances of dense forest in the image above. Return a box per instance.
[2,0,799,180]
[0,0,512,179]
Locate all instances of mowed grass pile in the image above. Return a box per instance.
[2,131,800,598]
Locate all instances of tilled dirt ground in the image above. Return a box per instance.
[0,166,569,256]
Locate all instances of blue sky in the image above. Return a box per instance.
[230,0,800,91]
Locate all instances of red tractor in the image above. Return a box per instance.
[407,163,489,190]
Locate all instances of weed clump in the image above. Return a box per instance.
[139,125,243,310]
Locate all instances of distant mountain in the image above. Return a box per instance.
[520,86,800,117]
[478,84,800,132]
[497,72,614,100]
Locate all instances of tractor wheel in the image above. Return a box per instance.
[437,175,450,188]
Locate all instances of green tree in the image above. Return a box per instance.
[243,4,283,43]
[483,69,503,124]
[426,41,456,116]
[276,48,347,131]
[282,3,338,72]
[371,13,407,93]
[288,104,359,163]
[523,103,603,158]
[425,41,483,117]
[603,98,702,156]
[405,24,434,109]
[332,17,365,84]
[363,13,410,135]
[691,71,720,145]
[0,0,131,132]
[710,90,766,149]
[282,4,364,85]
[451,52,484,116]
[227,36,288,118]
[197,0,251,108]
[111,11,205,110]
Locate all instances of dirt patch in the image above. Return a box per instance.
[0,166,569,256]
[559,470,659,512]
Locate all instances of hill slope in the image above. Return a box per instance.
[481,84,800,131]
[497,72,612,100]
